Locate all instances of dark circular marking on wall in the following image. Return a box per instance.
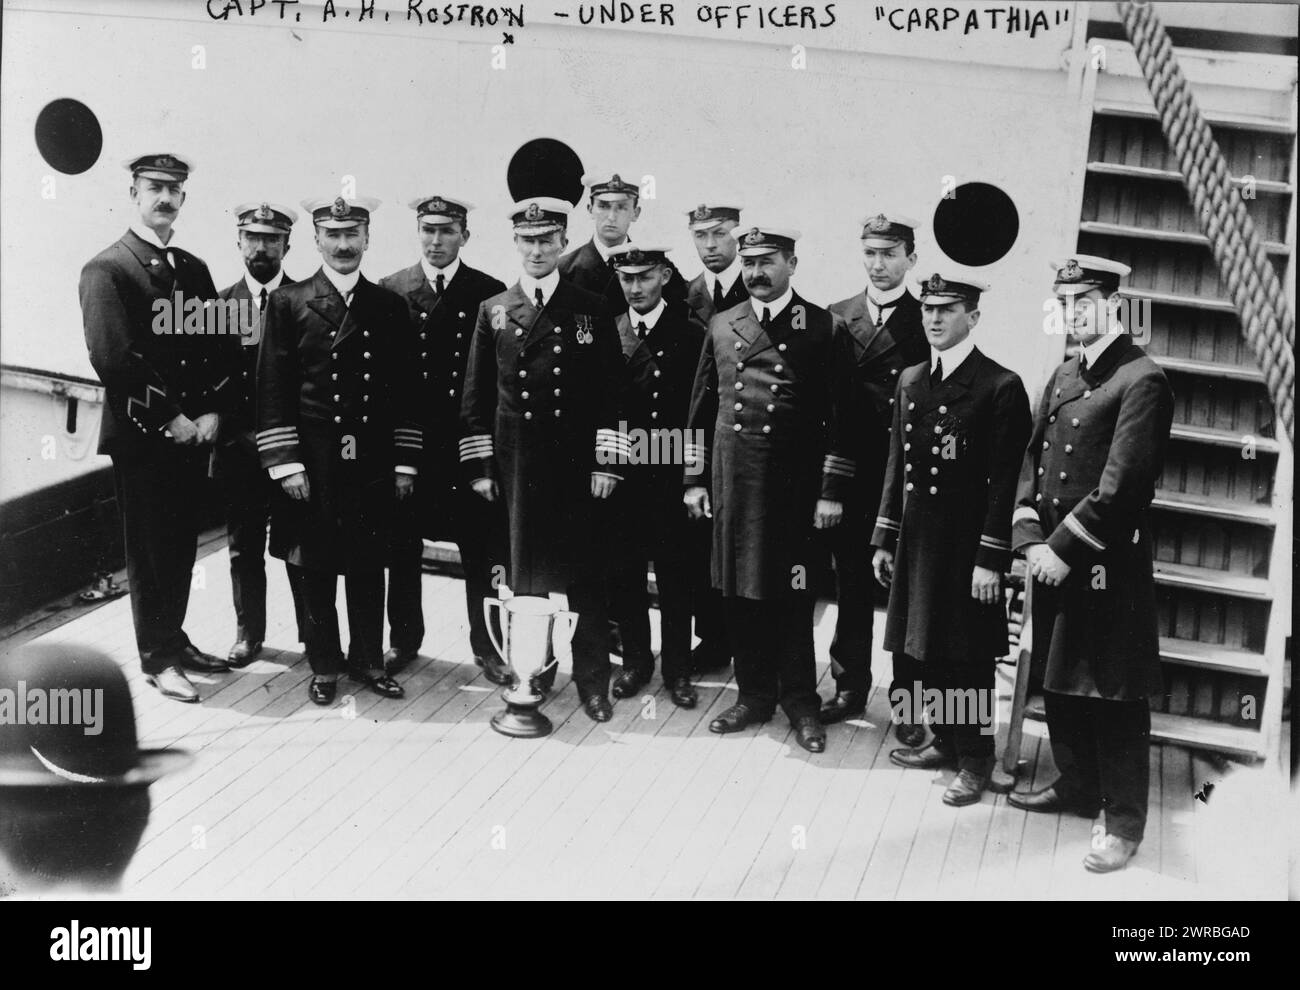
[35,99,103,175]
[507,138,585,206]
[932,181,1019,267]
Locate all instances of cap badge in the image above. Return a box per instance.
[525,201,542,221]
[924,273,948,294]
[693,204,710,221]
[1059,259,1083,283]
[864,214,892,234]
[255,203,273,221]
[625,248,645,265]
[429,196,447,213]
[744,227,763,245]
[611,173,622,185]
[331,197,349,219]
[157,155,179,170]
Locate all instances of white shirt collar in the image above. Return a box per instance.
[593,237,628,262]
[867,282,907,307]
[320,265,361,300]
[1080,326,1125,367]
[931,334,976,378]
[520,269,561,306]
[750,286,794,323]
[705,256,743,295]
[629,298,667,332]
[419,254,461,287]
[130,222,175,251]
[244,268,285,299]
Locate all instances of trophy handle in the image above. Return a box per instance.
[483,598,507,663]
[550,610,579,665]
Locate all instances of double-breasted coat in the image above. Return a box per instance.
[80,229,235,456]
[827,289,929,523]
[613,299,707,549]
[558,238,686,314]
[685,270,749,326]
[685,295,855,601]
[459,278,624,593]
[255,268,423,573]
[1011,333,1174,700]
[871,347,1031,663]
[377,261,506,538]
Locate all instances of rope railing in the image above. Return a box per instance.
[1116,0,1295,444]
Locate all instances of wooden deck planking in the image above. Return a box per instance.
[8,541,1267,899]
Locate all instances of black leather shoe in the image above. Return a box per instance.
[709,703,772,734]
[226,640,262,668]
[818,689,867,725]
[583,694,613,722]
[346,665,405,699]
[691,640,731,675]
[793,716,826,754]
[309,677,337,706]
[178,645,232,674]
[383,646,418,675]
[893,720,926,748]
[474,653,512,686]
[611,666,651,700]
[889,742,957,770]
[1007,785,1100,819]
[669,676,698,709]
[943,768,990,807]
[145,666,200,703]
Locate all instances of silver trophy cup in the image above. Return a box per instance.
[484,594,578,738]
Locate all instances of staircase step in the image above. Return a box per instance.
[1151,491,1277,526]
[1169,422,1280,455]
[1153,560,1271,600]
[1094,102,1296,135]
[1159,636,1268,676]
[1151,353,1265,384]
[1024,695,1266,760]
[1120,286,1236,313]
[1080,220,1290,256]
[1086,161,1293,196]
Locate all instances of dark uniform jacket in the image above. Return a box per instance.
[685,294,855,601]
[460,278,624,593]
[378,260,506,538]
[558,238,685,314]
[828,289,928,523]
[217,272,296,452]
[80,229,234,456]
[255,268,423,571]
[871,346,1031,663]
[614,300,707,547]
[685,269,749,326]
[1011,333,1174,700]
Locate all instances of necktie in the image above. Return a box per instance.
[534,287,545,311]
[636,322,647,340]
[870,296,895,329]
[343,288,354,309]
[1079,352,1089,373]
[712,279,725,312]
[258,287,268,312]
[761,307,771,329]
[435,273,445,297]
[930,356,943,388]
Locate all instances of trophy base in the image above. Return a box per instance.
[491,703,553,739]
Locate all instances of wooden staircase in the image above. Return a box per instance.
[1020,24,1295,765]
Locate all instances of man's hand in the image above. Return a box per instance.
[684,486,711,520]
[395,473,415,500]
[814,499,843,529]
[971,565,1002,605]
[281,471,310,501]
[1026,543,1072,586]
[165,413,198,445]
[472,478,498,502]
[872,548,894,588]
[591,473,618,499]
[193,412,220,445]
